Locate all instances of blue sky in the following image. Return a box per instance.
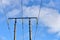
[0,0,60,40]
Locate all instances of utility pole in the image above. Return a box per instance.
[14,19,17,40]
[8,17,37,40]
[29,18,32,40]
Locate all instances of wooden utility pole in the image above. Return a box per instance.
[14,19,17,40]
[29,18,32,40]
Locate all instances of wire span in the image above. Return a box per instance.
[7,19,12,40]
[21,0,23,17]
[21,0,24,40]
[34,0,42,40]
[7,19,10,31]
[33,19,38,40]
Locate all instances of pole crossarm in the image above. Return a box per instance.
[8,17,37,40]
[8,17,37,19]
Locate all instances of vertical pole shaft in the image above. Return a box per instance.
[14,19,17,40]
[29,18,32,40]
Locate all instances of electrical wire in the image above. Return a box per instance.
[34,18,38,40]
[7,19,11,32]
[4,8,12,40]
[38,0,42,19]
[34,0,42,40]
[21,0,23,17]
[21,0,24,40]
[7,19,12,40]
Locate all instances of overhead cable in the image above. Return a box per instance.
[21,0,24,40]
[34,0,42,40]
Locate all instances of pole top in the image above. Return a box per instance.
[8,17,37,19]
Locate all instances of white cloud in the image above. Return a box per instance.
[0,0,30,15]
[23,6,40,17]
[43,0,60,10]
[7,9,21,18]
[22,6,60,36]
[44,0,55,7]
[0,0,30,6]
[1,2,60,36]
[6,5,40,18]
[2,5,60,35]
[0,0,11,6]
[1,0,60,39]
[2,0,11,5]
[23,0,30,5]
[39,7,60,33]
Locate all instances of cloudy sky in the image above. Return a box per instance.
[0,0,60,40]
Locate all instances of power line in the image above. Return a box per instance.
[34,19,38,40]
[34,0,42,40]
[38,0,42,19]
[7,19,13,40]
[20,0,25,40]
[21,0,23,17]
